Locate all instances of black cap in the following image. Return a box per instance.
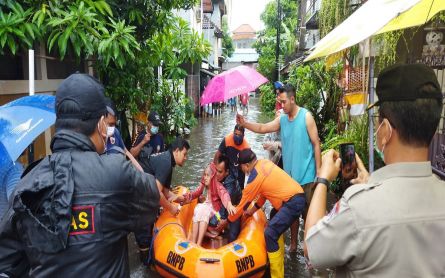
[104,97,117,116]
[148,111,162,126]
[368,64,442,110]
[56,73,107,120]
[238,148,256,165]
[234,124,245,134]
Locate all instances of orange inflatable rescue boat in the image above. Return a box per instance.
[153,186,268,278]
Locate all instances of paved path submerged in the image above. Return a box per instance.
[129,98,316,277]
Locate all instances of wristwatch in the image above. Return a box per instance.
[314,177,330,188]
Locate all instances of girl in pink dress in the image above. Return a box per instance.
[182,162,236,246]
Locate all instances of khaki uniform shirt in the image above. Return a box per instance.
[306,162,445,277]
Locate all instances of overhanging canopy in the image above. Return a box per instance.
[304,0,445,62]
[377,0,445,34]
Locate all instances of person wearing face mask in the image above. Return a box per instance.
[104,97,126,155]
[130,111,165,159]
[228,148,305,278]
[304,64,445,277]
[104,98,143,171]
[214,124,250,190]
[0,73,160,277]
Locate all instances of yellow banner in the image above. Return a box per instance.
[344,92,367,105]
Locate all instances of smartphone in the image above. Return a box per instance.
[339,143,358,186]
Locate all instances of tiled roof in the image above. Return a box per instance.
[232,24,256,40]
[233,24,256,34]
[233,33,256,40]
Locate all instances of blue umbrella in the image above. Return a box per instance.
[0,95,56,169]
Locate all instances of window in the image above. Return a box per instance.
[0,52,25,80]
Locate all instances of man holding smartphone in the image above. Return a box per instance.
[304,64,445,276]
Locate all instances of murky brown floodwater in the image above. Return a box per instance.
[129,97,313,277]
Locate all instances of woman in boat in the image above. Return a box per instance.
[179,162,236,246]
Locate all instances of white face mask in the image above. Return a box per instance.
[374,119,392,163]
[107,126,115,137]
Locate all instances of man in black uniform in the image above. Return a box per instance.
[134,137,189,264]
[130,111,165,159]
[0,73,160,277]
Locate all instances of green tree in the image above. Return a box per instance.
[259,83,275,116]
[319,0,351,37]
[0,0,200,82]
[221,16,234,59]
[0,1,40,55]
[146,16,211,140]
[0,1,141,66]
[0,0,209,143]
[254,0,299,81]
[287,60,342,141]
[102,16,210,141]
[256,41,276,82]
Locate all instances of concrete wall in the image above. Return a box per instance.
[203,0,224,69]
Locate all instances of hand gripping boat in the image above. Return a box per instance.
[153,186,268,278]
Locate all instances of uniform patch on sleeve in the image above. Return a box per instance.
[69,206,95,235]
[246,168,258,184]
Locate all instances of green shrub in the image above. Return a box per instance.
[151,78,197,144]
[259,83,276,116]
[321,114,384,170]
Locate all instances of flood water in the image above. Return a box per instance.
[129,97,312,277]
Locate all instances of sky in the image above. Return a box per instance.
[229,0,272,33]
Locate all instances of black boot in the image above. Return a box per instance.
[138,248,150,266]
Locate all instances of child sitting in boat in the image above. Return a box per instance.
[180,162,236,246]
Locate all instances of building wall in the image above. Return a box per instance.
[222,61,258,71]
[173,1,232,113]
[234,38,255,49]
[225,0,232,29]
[174,5,203,34]
[0,44,90,163]
[203,0,224,69]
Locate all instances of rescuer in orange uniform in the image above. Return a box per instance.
[228,148,306,278]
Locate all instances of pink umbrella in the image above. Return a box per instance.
[200,65,268,105]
